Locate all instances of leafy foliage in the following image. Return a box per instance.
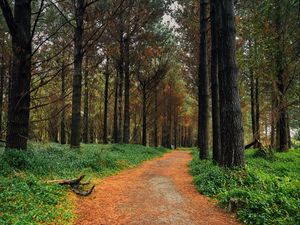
[0,143,168,224]
[190,149,300,225]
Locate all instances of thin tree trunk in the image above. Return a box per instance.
[89,92,94,143]
[254,77,260,147]
[142,86,147,146]
[270,87,276,148]
[166,101,172,149]
[287,113,291,148]
[113,73,119,143]
[181,125,184,147]
[198,0,210,159]
[250,55,257,140]
[218,0,245,167]
[179,124,182,147]
[210,0,221,162]
[123,38,130,143]
[174,110,178,149]
[48,110,58,142]
[83,57,89,144]
[154,89,158,147]
[117,40,124,143]
[60,60,66,144]
[0,54,4,138]
[70,0,85,148]
[103,59,109,144]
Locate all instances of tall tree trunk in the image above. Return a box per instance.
[142,86,147,146]
[274,0,289,152]
[117,39,124,143]
[210,0,221,162]
[82,57,89,144]
[112,73,119,143]
[123,38,130,143]
[0,0,32,149]
[218,0,245,167]
[198,0,210,159]
[60,60,66,144]
[103,59,109,144]
[70,0,85,148]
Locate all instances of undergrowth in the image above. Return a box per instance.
[190,148,300,225]
[0,143,168,225]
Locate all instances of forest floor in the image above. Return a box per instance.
[74,150,240,225]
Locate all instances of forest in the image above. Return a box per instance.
[0,0,299,224]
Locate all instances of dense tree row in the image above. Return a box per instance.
[0,0,299,168]
[176,0,299,166]
[0,0,195,151]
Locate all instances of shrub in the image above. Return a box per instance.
[190,148,300,225]
[0,143,168,224]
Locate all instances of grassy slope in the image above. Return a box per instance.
[190,149,300,225]
[0,143,168,225]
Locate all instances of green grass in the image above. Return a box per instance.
[0,143,168,225]
[189,148,300,225]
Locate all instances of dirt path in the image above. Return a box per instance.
[75,151,241,225]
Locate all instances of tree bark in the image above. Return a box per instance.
[70,0,85,148]
[210,0,221,163]
[218,0,245,167]
[198,0,210,159]
[0,0,32,149]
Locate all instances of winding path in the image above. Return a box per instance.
[75,150,241,225]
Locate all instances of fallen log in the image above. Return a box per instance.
[46,175,94,196]
[46,175,85,185]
